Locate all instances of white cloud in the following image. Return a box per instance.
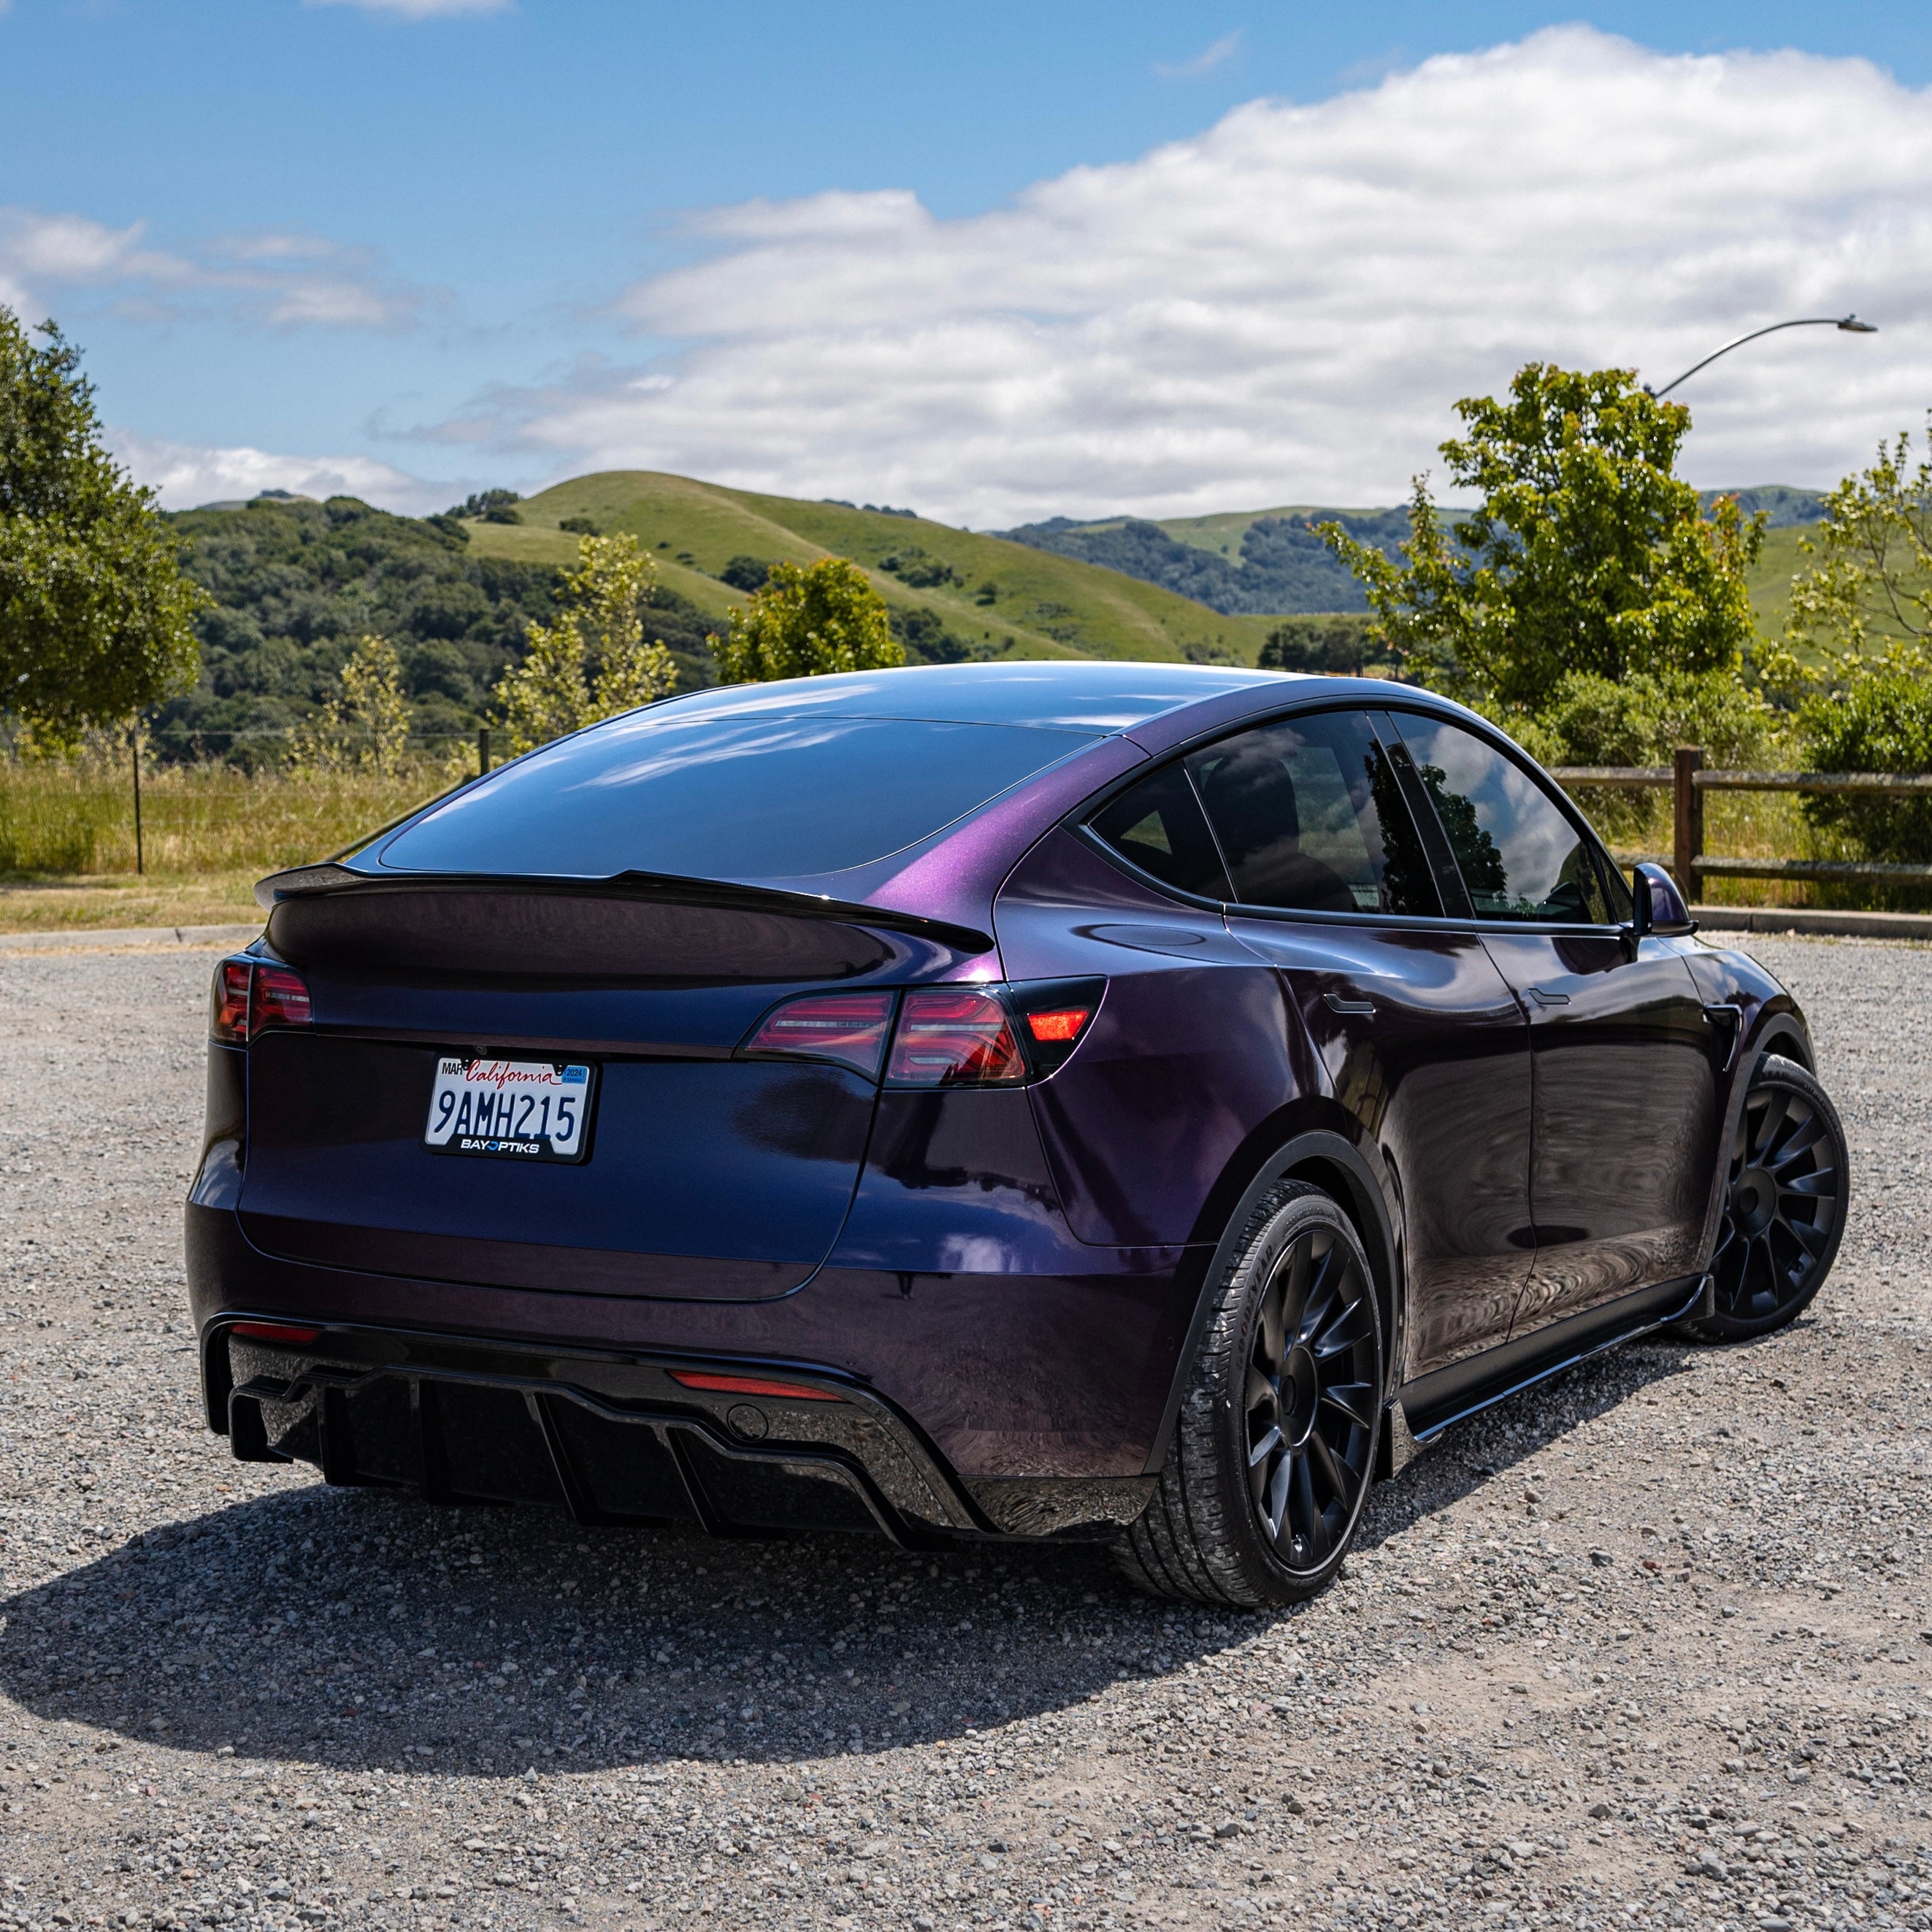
[478,28,1932,525]
[0,207,432,331]
[112,432,450,514]
[304,0,510,15]
[1156,30,1244,81]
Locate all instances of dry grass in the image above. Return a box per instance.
[0,754,1920,938]
[1582,787,1931,914]
[0,761,458,932]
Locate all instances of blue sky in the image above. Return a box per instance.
[2,1,1928,520]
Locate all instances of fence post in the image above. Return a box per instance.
[131,725,144,878]
[1673,744,1703,902]
[478,726,492,777]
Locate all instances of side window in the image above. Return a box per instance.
[1184,710,1441,916]
[1090,762,1233,900]
[1390,715,1611,924]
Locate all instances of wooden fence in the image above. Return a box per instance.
[1551,746,1932,901]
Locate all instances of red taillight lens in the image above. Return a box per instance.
[210,959,313,1042]
[230,1321,321,1345]
[743,991,894,1078]
[252,964,313,1032]
[886,989,1026,1086]
[1025,1007,1091,1044]
[668,1369,842,1403]
[212,960,251,1043]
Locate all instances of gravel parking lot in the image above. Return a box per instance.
[0,935,1928,1932]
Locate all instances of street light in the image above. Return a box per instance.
[1646,315,1878,400]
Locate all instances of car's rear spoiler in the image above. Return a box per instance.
[251,865,994,984]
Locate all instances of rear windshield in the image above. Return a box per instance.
[374,711,1097,882]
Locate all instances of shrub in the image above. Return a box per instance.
[1800,659,1932,863]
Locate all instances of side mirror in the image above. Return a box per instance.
[1627,861,1696,952]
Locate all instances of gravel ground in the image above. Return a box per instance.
[1,935,1928,1932]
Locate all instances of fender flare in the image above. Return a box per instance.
[1141,1127,1400,1479]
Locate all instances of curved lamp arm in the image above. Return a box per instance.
[1647,315,1877,399]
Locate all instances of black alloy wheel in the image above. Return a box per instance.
[1243,1222,1380,1573]
[1696,1054,1847,1341]
[1114,1181,1383,1607]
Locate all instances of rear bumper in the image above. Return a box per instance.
[210,1316,982,1547]
[188,1203,1181,1543]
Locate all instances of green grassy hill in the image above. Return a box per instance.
[464,469,1829,661]
[463,472,1279,665]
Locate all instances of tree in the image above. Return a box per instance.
[291,633,412,775]
[1783,415,1932,661]
[0,310,206,746]
[1319,364,1764,713]
[709,556,902,683]
[494,533,676,753]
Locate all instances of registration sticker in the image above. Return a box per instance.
[423,1057,596,1163]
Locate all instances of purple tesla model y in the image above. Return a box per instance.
[186,663,1847,1606]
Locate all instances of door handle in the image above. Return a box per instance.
[1525,986,1571,1007]
[1323,992,1376,1016]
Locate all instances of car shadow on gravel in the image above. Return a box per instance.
[0,1474,1246,1777]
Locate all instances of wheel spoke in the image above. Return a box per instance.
[1297,1237,1342,1344]
[1263,1456,1291,1544]
[1312,1294,1371,1360]
[1291,1450,1327,1563]
[1319,1378,1376,1430]
[1749,1090,1790,1166]
[1307,1428,1361,1515]
[1779,1168,1838,1201]
[1768,1114,1825,1171]
[1248,1424,1284,1470]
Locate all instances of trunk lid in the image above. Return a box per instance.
[235,880,989,1300]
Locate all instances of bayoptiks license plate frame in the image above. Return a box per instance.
[421,1055,599,1165]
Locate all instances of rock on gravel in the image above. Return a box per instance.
[1,935,1930,1932]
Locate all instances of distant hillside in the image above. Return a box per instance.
[464,471,1279,666]
[1003,486,1828,628]
[999,507,1412,615]
[160,494,718,765]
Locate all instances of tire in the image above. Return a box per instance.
[1691,1053,1849,1342]
[1113,1181,1383,1608]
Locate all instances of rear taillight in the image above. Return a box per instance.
[212,961,251,1043]
[743,991,894,1078]
[210,959,314,1043]
[886,989,1025,1086]
[253,964,313,1031]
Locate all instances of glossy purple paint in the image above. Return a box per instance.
[188,664,1811,1535]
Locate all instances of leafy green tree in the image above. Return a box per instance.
[1778,415,1931,669]
[494,533,676,753]
[291,633,413,775]
[1319,364,1764,713]
[710,557,902,683]
[0,310,206,746]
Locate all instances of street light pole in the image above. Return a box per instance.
[1646,315,1877,400]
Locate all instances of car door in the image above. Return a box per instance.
[1386,713,1724,1335]
[1185,706,1537,1383]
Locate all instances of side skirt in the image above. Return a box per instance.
[1396,1273,1712,1446]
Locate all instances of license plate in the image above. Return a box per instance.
[423,1057,597,1163]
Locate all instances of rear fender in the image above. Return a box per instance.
[1141,1124,1400,1480]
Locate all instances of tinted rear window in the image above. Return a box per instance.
[375,713,1096,882]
